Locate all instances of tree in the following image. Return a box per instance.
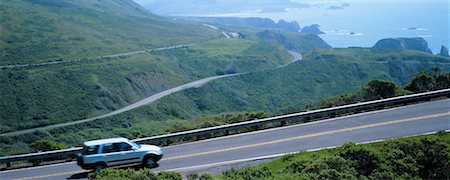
[405,68,450,92]
[363,80,398,99]
[405,70,434,93]
[434,73,450,90]
[338,142,380,176]
[29,140,68,152]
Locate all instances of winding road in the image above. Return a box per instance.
[1,99,448,179]
[0,50,302,137]
[0,44,189,69]
[0,73,242,137]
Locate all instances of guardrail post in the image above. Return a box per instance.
[7,162,11,168]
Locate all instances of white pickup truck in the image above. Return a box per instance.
[76,138,163,171]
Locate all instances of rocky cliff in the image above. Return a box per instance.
[186,17,301,32]
[301,24,325,35]
[439,45,449,57]
[372,37,432,53]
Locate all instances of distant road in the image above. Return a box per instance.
[202,24,231,39]
[288,50,302,62]
[1,100,448,179]
[0,44,190,69]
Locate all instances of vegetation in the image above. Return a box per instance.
[218,132,450,180]
[87,132,450,180]
[89,168,182,180]
[1,48,449,156]
[405,68,450,93]
[0,0,220,65]
[0,39,290,134]
[308,68,449,110]
[29,140,67,152]
[162,48,450,116]
[1,0,449,159]
[0,111,268,156]
[213,24,332,52]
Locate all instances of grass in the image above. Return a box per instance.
[256,132,450,173]
[216,132,450,179]
[0,38,291,133]
[0,0,220,65]
[191,39,256,57]
[163,48,450,116]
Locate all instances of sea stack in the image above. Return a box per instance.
[373,37,432,53]
[438,45,449,57]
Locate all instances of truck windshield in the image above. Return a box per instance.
[128,141,141,148]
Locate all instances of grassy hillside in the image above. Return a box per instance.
[0,38,291,133]
[0,0,334,154]
[149,48,450,116]
[0,0,221,65]
[199,22,332,52]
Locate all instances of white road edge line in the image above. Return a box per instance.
[0,162,76,174]
[161,130,450,173]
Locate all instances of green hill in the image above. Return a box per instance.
[167,48,450,115]
[2,0,325,133]
[0,38,292,133]
[0,0,220,65]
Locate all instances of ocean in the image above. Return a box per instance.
[203,0,449,54]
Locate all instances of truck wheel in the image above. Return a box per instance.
[143,157,156,168]
[94,163,106,172]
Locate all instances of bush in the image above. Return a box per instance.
[222,166,272,180]
[29,140,67,152]
[363,80,398,99]
[405,68,450,93]
[187,173,198,180]
[156,171,182,180]
[338,142,380,176]
[198,174,213,180]
[89,168,156,180]
[88,169,183,180]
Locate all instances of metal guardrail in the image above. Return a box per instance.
[1,88,449,168]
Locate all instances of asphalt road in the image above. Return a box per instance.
[1,99,449,180]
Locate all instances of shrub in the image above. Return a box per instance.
[156,171,182,180]
[222,166,272,180]
[29,140,67,152]
[88,169,183,180]
[198,174,213,180]
[338,142,380,176]
[88,168,156,180]
[363,80,398,99]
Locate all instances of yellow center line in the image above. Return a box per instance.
[11,112,450,180]
[161,112,450,161]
